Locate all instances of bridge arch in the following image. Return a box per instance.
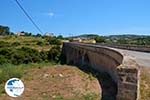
[62,42,140,100]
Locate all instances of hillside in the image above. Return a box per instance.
[72,34,100,39]
[0,35,150,100]
[67,34,150,45]
[0,35,53,51]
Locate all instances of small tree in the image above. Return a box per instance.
[57,35,63,39]
[95,36,105,43]
[0,25,10,35]
[36,33,42,37]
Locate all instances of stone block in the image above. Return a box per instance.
[118,83,137,90]
[126,76,137,83]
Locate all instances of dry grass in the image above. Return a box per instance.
[0,65,101,100]
[140,67,150,100]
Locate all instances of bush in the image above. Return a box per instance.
[40,51,48,61]
[0,43,62,65]
[48,46,61,62]
[18,47,43,63]
[0,55,9,64]
[36,41,44,45]
[46,37,62,45]
[0,41,11,47]
[94,36,105,43]
[12,42,21,46]
[0,47,44,65]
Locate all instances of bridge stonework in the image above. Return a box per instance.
[99,43,150,52]
[62,42,140,100]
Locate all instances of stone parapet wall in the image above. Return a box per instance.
[62,42,140,100]
[99,43,150,52]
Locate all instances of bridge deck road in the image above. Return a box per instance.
[112,48,150,67]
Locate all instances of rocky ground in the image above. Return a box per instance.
[1,64,149,100]
[0,65,101,100]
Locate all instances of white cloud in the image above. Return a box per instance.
[47,12,55,17]
[41,11,55,17]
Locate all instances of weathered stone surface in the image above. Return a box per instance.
[117,68,138,74]
[117,89,137,100]
[62,42,140,100]
[118,83,137,90]
[118,76,125,82]
[126,76,137,83]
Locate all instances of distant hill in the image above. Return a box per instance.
[68,34,150,45]
[104,34,150,45]
[69,34,100,39]
[69,34,150,39]
[104,34,150,39]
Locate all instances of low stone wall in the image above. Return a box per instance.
[99,43,150,52]
[62,42,140,100]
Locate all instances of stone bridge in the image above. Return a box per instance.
[61,42,140,100]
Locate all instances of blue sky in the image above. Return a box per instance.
[1,0,150,36]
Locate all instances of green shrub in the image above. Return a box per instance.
[0,47,43,65]
[12,42,21,46]
[0,42,62,65]
[48,46,61,62]
[36,41,44,45]
[0,55,9,64]
[40,51,48,61]
[94,36,105,43]
[46,37,62,45]
[17,47,43,64]
[0,41,11,47]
